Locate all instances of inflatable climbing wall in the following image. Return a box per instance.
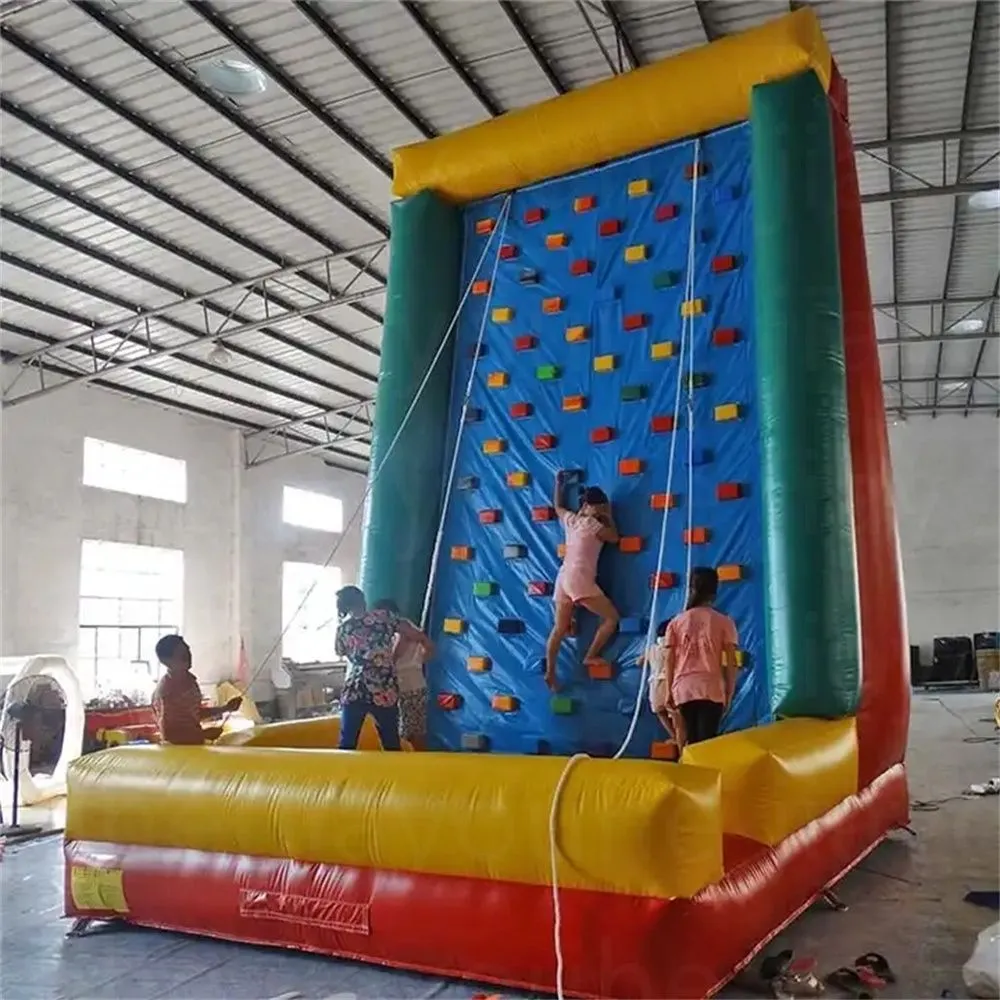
[428,126,769,755]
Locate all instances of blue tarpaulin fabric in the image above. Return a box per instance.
[426,124,771,756]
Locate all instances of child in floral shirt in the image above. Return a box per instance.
[334,586,428,750]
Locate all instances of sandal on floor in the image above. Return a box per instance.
[825,966,886,998]
[854,952,897,984]
[770,956,825,998]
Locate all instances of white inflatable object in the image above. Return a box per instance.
[0,654,84,805]
[964,921,1000,999]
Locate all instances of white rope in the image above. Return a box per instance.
[420,196,513,631]
[246,195,514,687]
[547,138,703,1000]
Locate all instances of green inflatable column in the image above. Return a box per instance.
[750,71,861,718]
[360,190,462,620]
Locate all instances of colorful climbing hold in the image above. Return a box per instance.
[627,178,651,197]
[513,334,537,352]
[499,244,518,260]
[492,306,513,323]
[598,218,622,237]
[650,492,678,510]
[620,384,647,402]
[619,536,643,553]
[473,580,498,597]
[467,656,491,673]
[624,244,648,263]
[570,258,593,276]
[437,692,462,711]
[655,203,680,222]
[649,571,678,589]
[653,270,680,289]
[534,432,557,450]
[650,740,678,761]
[718,564,744,582]
[536,363,561,380]
[478,509,502,524]
[523,207,545,224]
[542,296,564,314]
[650,414,676,434]
[716,481,744,501]
[684,527,710,545]
[443,618,466,635]
[714,402,741,421]
[712,254,739,273]
[686,372,710,390]
[506,470,531,488]
[587,659,614,680]
[565,324,589,342]
[713,327,741,346]
[482,438,506,455]
[519,268,539,285]
[574,194,596,213]
[475,218,495,235]
[492,694,519,712]
[450,545,473,561]
[532,505,556,522]
[618,457,644,476]
[509,401,533,419]
[503,543,526,560]
[650,341,676,360]
[472,279,491,295]
[681,298,705,318]
[593,354,617,373]
[684,161,709,179]
[590,425,615,444]
[623,312,646,331]
[562,394,587,412]
[486,371,509,388]
[527,580,552,597]
[551,695,575,715]
[545,232,568,250]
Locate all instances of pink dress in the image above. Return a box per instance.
[665,607,738,706]
[554,511,604,603]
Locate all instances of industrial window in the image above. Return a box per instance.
[77,540,184,699]
[82,437,187,504]
[281,561,342,664]
[282,485,343,533]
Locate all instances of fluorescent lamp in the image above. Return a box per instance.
[968,189,1000,210]
[950,318,985,334]
[195,57,267,98]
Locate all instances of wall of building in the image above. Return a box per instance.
[1,385,365,692]
[889,415,1000,658]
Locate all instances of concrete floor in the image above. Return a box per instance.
[1,691,997,1000]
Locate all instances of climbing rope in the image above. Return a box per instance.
[239,194,514,697]
[548,137,703,1000]
[420,196,513,632]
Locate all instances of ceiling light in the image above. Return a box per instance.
[195,56,267,98]
[950,318,985,334]
[209,343,233,367]
[968,189,1000,210]
[940,380,969,391]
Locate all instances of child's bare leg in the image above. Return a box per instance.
[579,594,619,662]
[545,598,574,690]
[655,709,673,733]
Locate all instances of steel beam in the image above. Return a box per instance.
[0,152,380,360]
[71,2,389,254]
[0,203,375,396]
[243,399,374,469]
[872,294,997,309]
[401,1,503,117]
[11,242,384,364]
[188,1,390,176]
[883,373,1000,386]
[966,273,1000,414]
[877,330,998,346]
[1,319,373,463]
[890,403,999,414]
[861,179,998,204]
[294,1,435,139]
[498,1,567,95]
[0,286,374,419]
[601,1,639,70]
[854,123,1000,152]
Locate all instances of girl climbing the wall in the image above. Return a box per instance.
[656,567,739,745]
[545,471,620,692]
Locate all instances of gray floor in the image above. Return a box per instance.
[2,691,997,1000]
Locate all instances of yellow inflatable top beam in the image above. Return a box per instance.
[393,9,831,204]
[67,745,723,899]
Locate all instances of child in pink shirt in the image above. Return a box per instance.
[658,567,738,745]
[545,473,620,691]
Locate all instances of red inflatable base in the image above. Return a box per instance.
[65,765,908,999]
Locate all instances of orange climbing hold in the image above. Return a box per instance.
[586,659,614,680]
[475,218,495,235]
[472,279,491,295]
[718,564,744,582]
[618,457,644,476]
[562,394,587,412]
[684,527,710,545]
[650,492,678,510]
[545,232,568,250]
[619,536,643,554]
[574,194,596,213]
[492,694,519,712]
[542,296,564,314]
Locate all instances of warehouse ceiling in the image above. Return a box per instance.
[1,0,997,473]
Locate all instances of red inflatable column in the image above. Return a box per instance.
[830,89,911,791]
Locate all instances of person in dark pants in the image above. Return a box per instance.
[660,568,739,745]
[334,586,427,750]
